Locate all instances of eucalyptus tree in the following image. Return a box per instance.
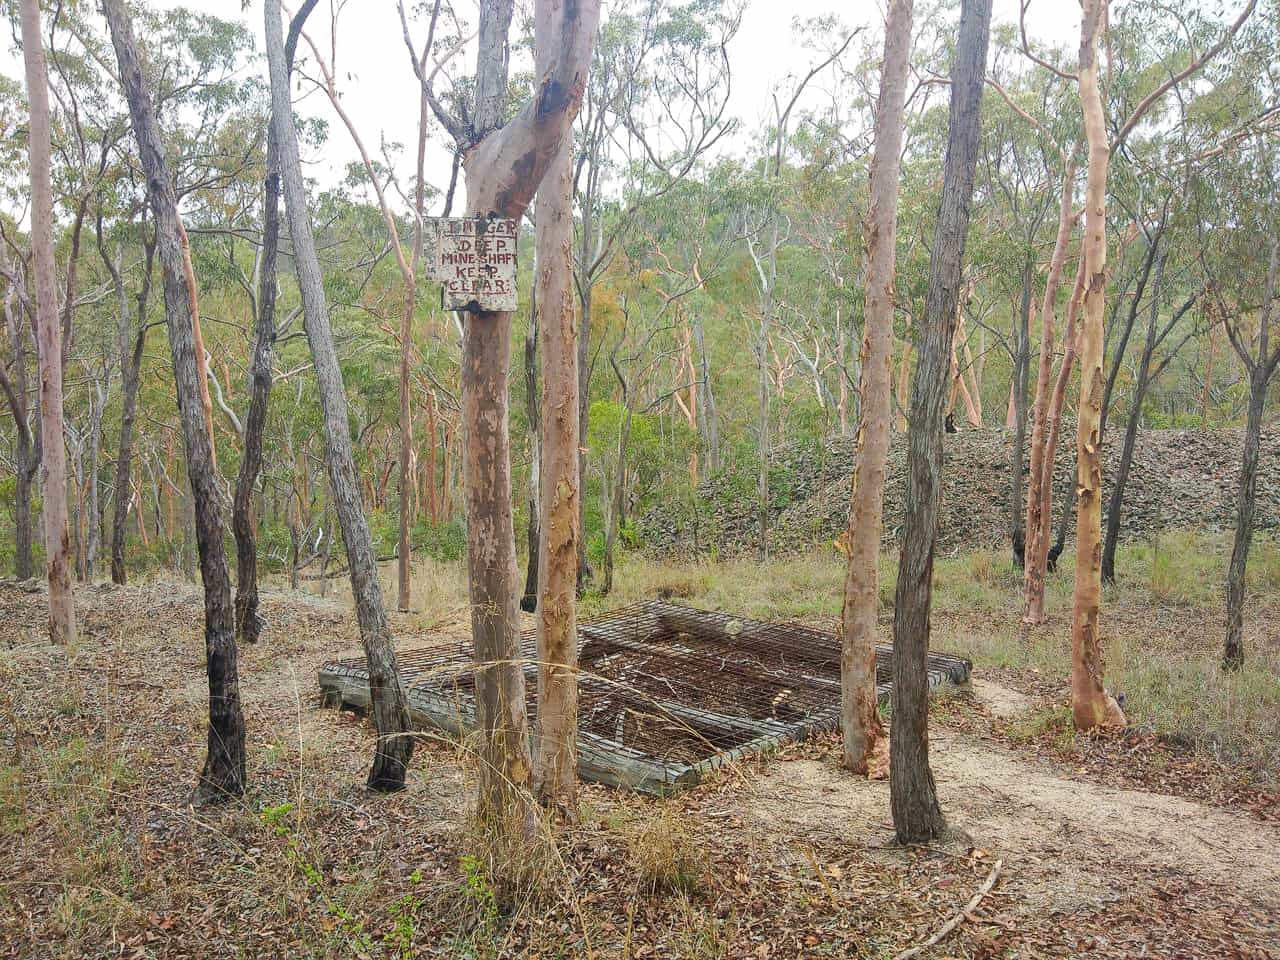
[266,0,416,791]
[421,0,600,836]
[104,0,244,800]
[741,22,854,561]
[1070,0,1255,730]
[840,0,913,776]
[569,0,740,585]
[20,0,77,643]
[891,0,991,844]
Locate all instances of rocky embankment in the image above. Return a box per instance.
[639,427,1280,558]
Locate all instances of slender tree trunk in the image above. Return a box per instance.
[1200,318,1217,425]
[107,232,152,586]
[692,315,720,474]
[840,0,913,775]
[105,0,245,800]
[1025,257,1086,621]
[1225,372,1266,670]
[233,127,282,645]
[521,281,541,614]
[1009,267,1032,568]
[891,0,991,845]
[1023,165,1076,626]
[397,299,415,613]
[20,0,76,645]
[533,135,580,807]
[14,451,35,580]
[2,270,36,580]
[1101,253,1168,583]
[85,380,105,579]
[576,247,594,593]
[1071,0,1126,732]
[896,327,912,433]
[452,0,599,830]
[266,0,414,790]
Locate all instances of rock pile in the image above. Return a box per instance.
[639,427,1280,558]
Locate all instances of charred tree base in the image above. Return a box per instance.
[366,742,412,793]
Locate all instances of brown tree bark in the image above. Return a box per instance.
[840,0,914,775]
[1009,267,1032,567]
[521,284,541,614]
[1223,231,1279,670]
[890,0,991,845]
[1025,256,1086,622]
[233,125,282,645]
[532,136,581,808]
[0,246,37,581]
[20,0,76,645]
[266,0,414,791]
[104,0,245,800]
[1022,163,1077,627]
[1071,0,1126,731]
[103,224,154,586]
[438,0,599,827]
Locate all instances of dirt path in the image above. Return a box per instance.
[729,684,1280,920]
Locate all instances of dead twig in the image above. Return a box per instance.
[892,858,1003,960]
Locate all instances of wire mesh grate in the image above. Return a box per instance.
[318,600,972,794]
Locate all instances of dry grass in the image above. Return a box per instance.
[1,533,1277,957]
[608,530,1280,777]
[624,804,701,896]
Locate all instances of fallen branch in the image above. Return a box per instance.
[892,859,1003,960]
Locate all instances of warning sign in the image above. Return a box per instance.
[424,216,518,312]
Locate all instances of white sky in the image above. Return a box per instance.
[5,0,1080,206]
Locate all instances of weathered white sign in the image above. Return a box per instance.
[424,216,518,313]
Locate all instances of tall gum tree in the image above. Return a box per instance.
[19,0,77,645]
[1069,0,1255,729]
[103,0,245,800]
[840,0,914,775]
[890,0,991,844]
[424,0,600,827]
[532,134,579,806]
[265,0,415,791]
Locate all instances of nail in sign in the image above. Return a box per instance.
[424,216,518,312]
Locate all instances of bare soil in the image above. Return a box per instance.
[0,580,1276,958]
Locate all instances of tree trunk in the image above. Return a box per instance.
[1224,376,1264,670]
[14,448,35,580]
[533,135,580,807]
[840,0,913,775]
[1025,256,1086,621]
[1102,252,1172,583]
[521,281,541,614]
[890,0,991,845]
[576,240,594,594]
[107,232,152,586]
[105,0,246,800]
[20,0,76,645]
[265,0,414,791]
[1071,0,1126,732]
[453,0,599,830]
[1,267,36,581]
[692,315,720,474]
[1022,164,1076,625]
[85,379,105,580]
[1009,266,1032,568]
[233,127,282,645]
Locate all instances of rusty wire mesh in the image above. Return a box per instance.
[318,600,972,791]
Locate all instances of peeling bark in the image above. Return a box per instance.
[20,0,76,645]
[1071,0,1126,732]
[840,0,913,775]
